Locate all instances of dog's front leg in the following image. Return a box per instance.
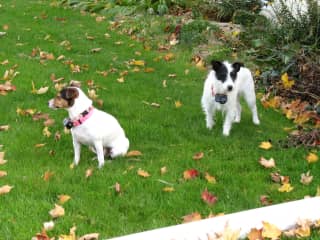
[223,110,235,136]
[93,140,105,168]
[73,139,81,166]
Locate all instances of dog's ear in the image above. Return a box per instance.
[232,62,244,72]
[62,87,79,100]
[211,60,223,71]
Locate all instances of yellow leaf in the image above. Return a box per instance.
[262,221,281,239]
[205,172,216,184]
[137,168,150,178]
[43,127,51,137]
[85,168,93,178]
[0,125,9,131]
[126,150,142,157]
[0,185,13,195]
[130,60,145,66]
[117,77,125,83]
[49,204,65,218]
[162,187,174,192]
[306,152,318,163]
[175,100,182,108]
[58,195,71,204]
[259,141,272,150]
[36,86,49,95]
[281,72,294,89]
[278,183,294,192]
[0,152,7,165]
[160,166,167,175]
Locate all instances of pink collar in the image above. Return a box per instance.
[72,106,94,127]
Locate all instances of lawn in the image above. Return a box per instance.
[0,0,319,239]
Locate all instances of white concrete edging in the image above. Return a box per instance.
[109,197,320,240]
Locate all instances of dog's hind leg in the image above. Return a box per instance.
[244,91,260,125]
[73,139,81,166]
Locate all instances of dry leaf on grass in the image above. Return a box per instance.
[192,152,204,160]
[247,228,263,240]
[306,152,318,163]
[58,194,71,204]
[300,171,313,185]
[85,168,94,178]
[0,125,9,131]
[278,183,294,193]
[78,233,99,240]
[137,169,150,178]
[126,150,142,157]
[0,170,7,178]
[205,172,216,184]
[182,212,202,223]
[115,182,121,194]
[49,204,65,218]
[162,187,174,192]
[0,185,13,195]
[262,221,282,239]
[259,157,276,168]
[183,169,199,180]
[43,221,55,231]
[259,141,272,150]
[201,189,217,205]
[43,171,54,181]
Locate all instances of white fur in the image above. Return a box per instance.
[49,87,129,168]
[201,61,260,136]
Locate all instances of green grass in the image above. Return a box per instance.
[0,1,319,239]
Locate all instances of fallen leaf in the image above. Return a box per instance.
[90,47,102,53]
[260,195,272,206]
[58,194,71,204]
[115,182,121,194]
[316,186,320,196]
[192,152,204,160]
[201,188,217,205]
[278,183,294,192]
[270,172,282,183]
[205,172,216,184]
[0,125,9,131]
[0,152,7,165]
[259,141,272,150]
[126,150,142,157]
[162,187,174,192]
[130,60,145,66]
[281,72,294,89]
[43,171,54,181]
[137,169,150,178]
[183,169,199,180]
[295,219,311,238]
[0,171,7,178]
[262,221,281,239]
[306,152,318,163]
[85,168,93,178]
[248,228,263,240]
[42,127,51,137]
[300,171,313,185]
[259,157,276,168]
[0,185,13,195]
[78,233,99,240]
[215,223,240,240]
[182,212,202,223]
[49,204,65,218]
[43,221,55,231]
[160,166,167,175]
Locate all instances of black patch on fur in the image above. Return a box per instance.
[230,62,244,81]
[211,60,228,83]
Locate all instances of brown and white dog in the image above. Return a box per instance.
[48,87,129,168]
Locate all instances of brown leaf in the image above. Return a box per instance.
[300,171,313,185]
[192,152,204,160]
[182,212,202,223]
[183,169,199,180]
[247,228,263,240]
[260,195,272,206]
[0,185,13,195]
[270,172,281,183]
[49,204,65,218]
[137,169,150,178]
[0,125,9,131]
[115,182,121,193]
[259,157,275,168]
[126,150,142,157]
[78,233,99,240]
[201,188,217,205]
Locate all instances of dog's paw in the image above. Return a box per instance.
[253,118,260,125]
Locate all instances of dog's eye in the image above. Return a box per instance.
[230,71,237,80]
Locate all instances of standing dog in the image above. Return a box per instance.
[201,60,260,136]
[48,87,129,168]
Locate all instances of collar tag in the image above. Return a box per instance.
[63,118,74,129]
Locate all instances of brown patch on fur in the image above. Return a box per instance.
[51,87,79,108]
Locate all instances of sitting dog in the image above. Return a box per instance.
[48,86,129,168]
[201,60,260,136]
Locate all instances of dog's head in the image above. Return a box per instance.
[48,87,92,110]
[211,60,243,93]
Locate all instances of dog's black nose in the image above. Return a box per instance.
[227,85,233,91]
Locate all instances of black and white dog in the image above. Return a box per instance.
[201,60,260,136]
